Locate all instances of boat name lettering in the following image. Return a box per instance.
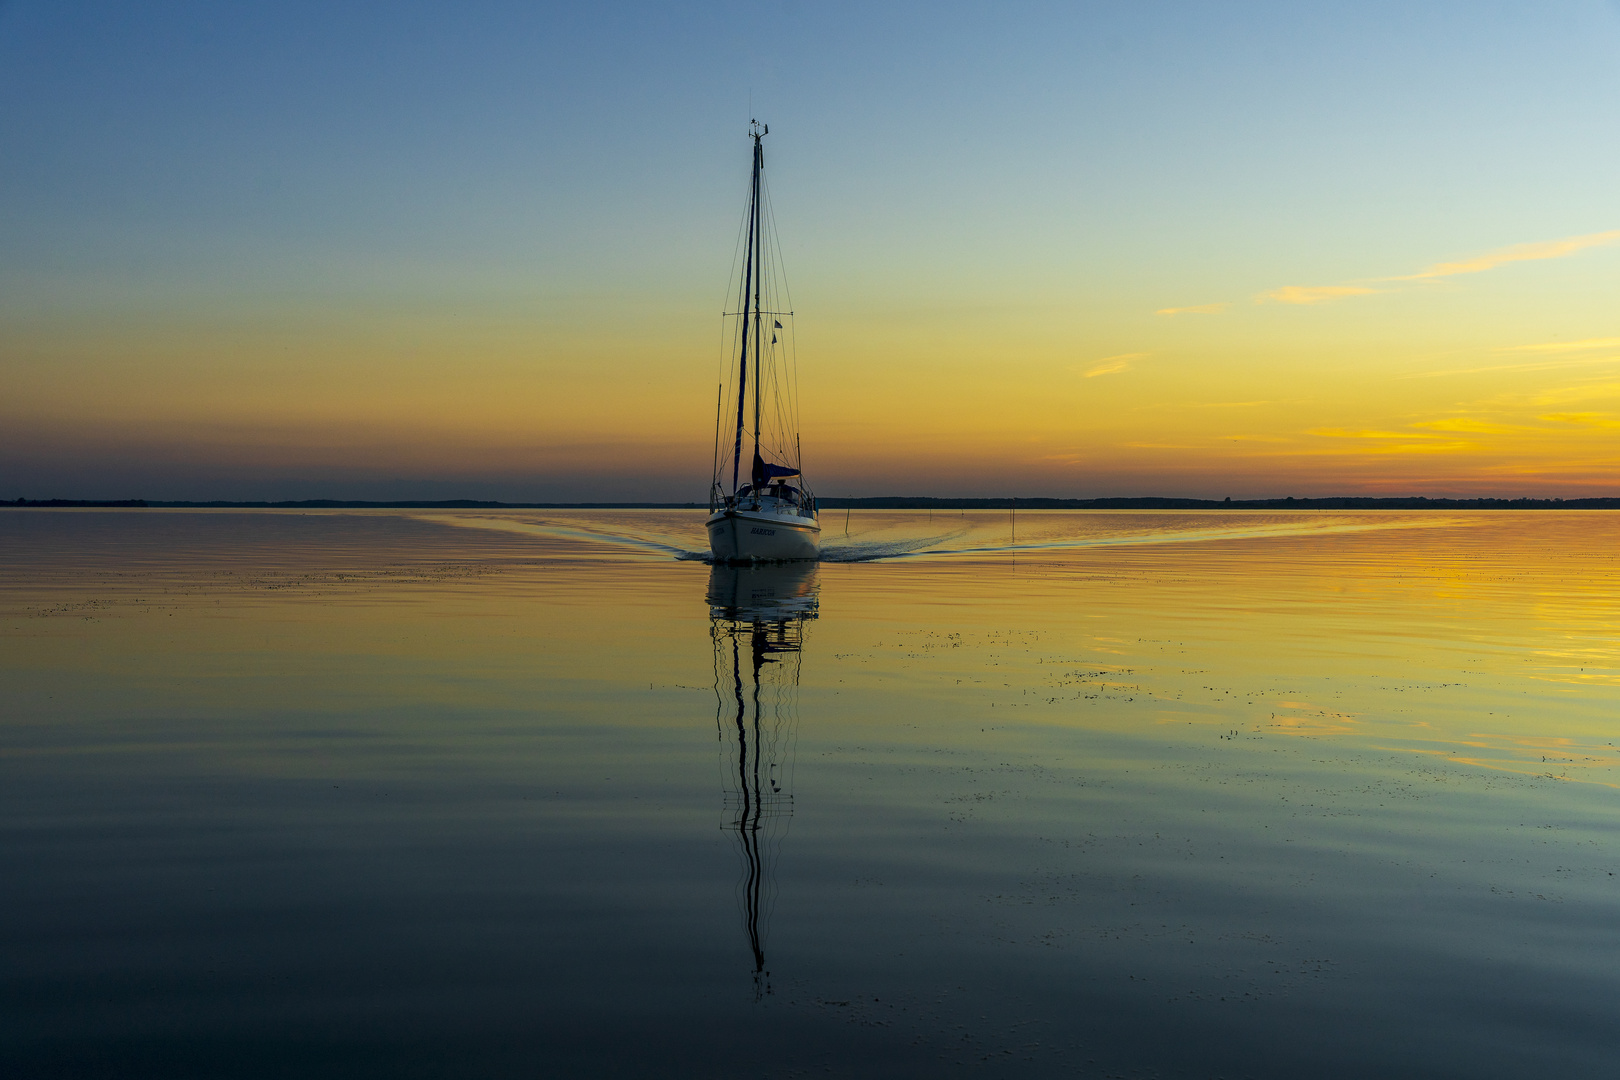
[750,527,777,536]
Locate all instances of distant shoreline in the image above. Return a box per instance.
[9,496,1620,511]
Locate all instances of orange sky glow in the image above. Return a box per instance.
[3,4,1618,500]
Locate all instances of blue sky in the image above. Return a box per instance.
[4,2,1619,499]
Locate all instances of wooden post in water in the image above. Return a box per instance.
[1011,497,1016,544]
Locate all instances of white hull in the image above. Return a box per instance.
[707,507,821,562]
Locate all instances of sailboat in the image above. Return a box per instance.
[707,121,821,562]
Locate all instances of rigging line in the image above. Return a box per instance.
[730,300,749,455]
[765,333,793,467]
[720,313,739,480]
[791,342,801,470]
[761,248,797,470]
[716,382,729,492]
[758,160,794,471]
[770,360,792,462]
[776,370,794,467]
[715,159,753,487]
[770,333,791,459]
[731,140,759,498]
[720,175,751,315]
[760,176,803,463]
[760,171,795,313]
[717,308,736,406]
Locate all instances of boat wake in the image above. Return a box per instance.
[817,530,968,562]
[411,510,1475,566]
[409,513,704,560]
[874,514,1472,559]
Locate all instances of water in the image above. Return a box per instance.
[3,508,1618,1078]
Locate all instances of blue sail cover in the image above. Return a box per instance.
[751,452,801,488]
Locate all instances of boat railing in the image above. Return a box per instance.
[714,490,817,518]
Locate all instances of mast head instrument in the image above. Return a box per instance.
[749,118,768,140]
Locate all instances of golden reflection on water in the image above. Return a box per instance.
[4,508,1619,783]
[790,512,1620,787]
[4,508,1620,1076]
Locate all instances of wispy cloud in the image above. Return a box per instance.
[1156,303,1228,316]
[1307,428,1472,455]
[1309,428,1437,440]
[1503,336,1620,353]
[1260,285,1379,305]
[1532,381,1620,407]
[1402,355,1620,379]
[1411,418,1527,434]
[1393,229,1620,281]
[1540,412,1620,429]
[1082,352,1147,378]
[1259,227,1620,309]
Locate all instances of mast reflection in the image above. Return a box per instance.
[708,561,819,1000]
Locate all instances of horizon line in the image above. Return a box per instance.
[9,495,1620,511]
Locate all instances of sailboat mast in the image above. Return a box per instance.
[750,128,765,483]
[729,129,759,496]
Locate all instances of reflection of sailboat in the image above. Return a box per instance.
[709,562,818,998]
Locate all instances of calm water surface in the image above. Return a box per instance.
[3,509,1618,1078]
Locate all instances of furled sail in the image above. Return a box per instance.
[752,452,801,488]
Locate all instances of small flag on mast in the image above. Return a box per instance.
[774,320,782,328]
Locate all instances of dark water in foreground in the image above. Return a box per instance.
[3,508,1618,1078]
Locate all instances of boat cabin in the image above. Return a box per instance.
[735,482,801,503]
[727,483,814,515]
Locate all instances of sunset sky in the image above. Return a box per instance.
[4,1,1620,501]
